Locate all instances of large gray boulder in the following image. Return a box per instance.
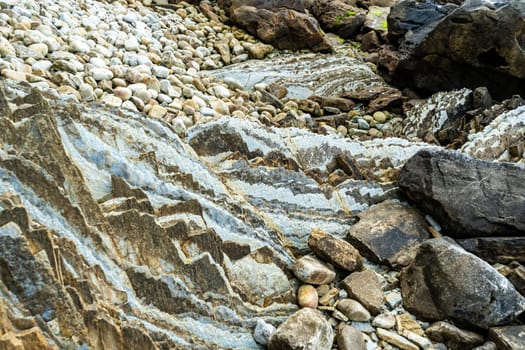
[268,308,334,350]
[400,238,525,329]
[386,0,525,99]
[399,149,525,238]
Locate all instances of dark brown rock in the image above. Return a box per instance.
[226,1,333,52]
[507,263,525,297]
[489,325,525,350]
[268,308,333,350]
[308,0,366,39]
[400,238,525,329]
[399,149,525,238]
[342,270,384,315]
[346,200,429,268]
[308,228,363,272]
[426,321,484,350]
[458,237,525,264]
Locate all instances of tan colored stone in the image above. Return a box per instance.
[297,285,318,309]
[308,228,363,272]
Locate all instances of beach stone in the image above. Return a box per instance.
[372,312,396,329]
[1,69,26,81]
[337,299,371,322]
[148,105,167,119]
[90,68,114,81]
[293,255,336,285]
[297,285,318,309]
[426,321,484,350]
[308,228,363,272]
[377,328,418,350]
[337,324,366,350]
[79,84,95,102]
[342,270,384,315]
[269,308,333,350]
[100,95,122,108]
[113,87,132,101]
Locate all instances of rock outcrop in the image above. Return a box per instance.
[386,0,525,99]
[401,238,525,329]
[399,148,525,238]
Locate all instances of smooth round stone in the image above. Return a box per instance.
[43,37,60,52]
[89,57,107,68]
[372,312,396,329]
[148,105,167,119]
[79,84,95,102]
[32,60,52,71]
[124,37,140,51]
[152,65,169,79]
[337,299,371,322]
[90,68,113,81]
[94,88,104,98]
[210,100,229,115]
[157,94,172,104]
[298,285,318,309]
[1,69,26,81]
[143,76,160,92]
[183,105,195,116]
[28,43,48,56]
[134,89,152,103]
[100,95,122,108]
[130,96,145,111]
[113,87,132,101]
[373,111,388,123]
[200,107,216,117]
[213,84,231,98]
[123,12,139,23]
[112,78,127,88]
[70,39,90,53]
[191,95,206,108]
[122,100,138,112]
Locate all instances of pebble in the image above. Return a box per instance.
[293,255,336,285]
[376,328,418,350]
[373,111,388,123]
[148,105,167,119]
[372,312,396,329]
[100,95,122,108]
[297,285,318,309]
[90,68,114,81]
[337,299,371,322]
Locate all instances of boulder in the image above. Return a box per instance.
[268,308,334,350]
[489,325,525,350]
[341,270,384,315]
[223,0,333,52]
[386,0,525,99]
[400,238,525,329]
[308,228,363,272]
[399,149,525,238]
[307,0,366,39]
[346,200,429,268]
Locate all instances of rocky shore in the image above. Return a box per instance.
[0,0,524,349]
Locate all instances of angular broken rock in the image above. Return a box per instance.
[336,299,371,322]
[346,200,429,268]
[399,149,525,238]
[268,308,333,350]
[292,255,336,285]
[342,270,385,315]
[308,228,363,272]
[400,238,525,329]
[337,324,366,350]
[426,321,484,350]
[376,328,418,350]
[254,319,277,346]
